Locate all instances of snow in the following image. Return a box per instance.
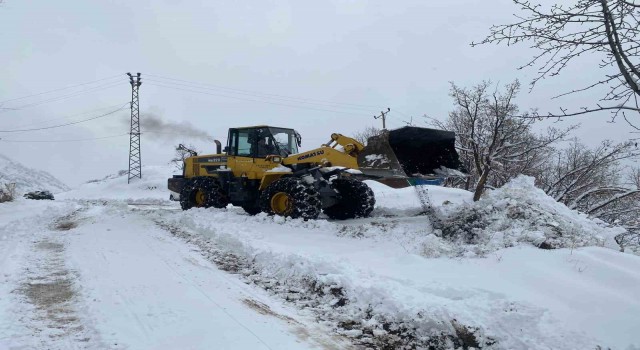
[64,204,339,349]
[318,166,363,175]
[0,153,70,194]
[1,164,639,349]
[435,176,626,256]
[0,197,340,349]
[363,154,390,166]
[158,206,640,349]
[266,165,292,173]
[56,165,173,203]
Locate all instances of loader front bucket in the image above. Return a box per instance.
[357,126,465,188]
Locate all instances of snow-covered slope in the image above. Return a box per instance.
[0,153,70,194]
[57,165,174,203]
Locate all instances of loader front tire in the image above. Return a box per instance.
[179,177,228,210]
[323,178,375,220]
[259,177,321,220]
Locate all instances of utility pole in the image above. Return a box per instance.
[374,107,391,130]
[127,72,142,184]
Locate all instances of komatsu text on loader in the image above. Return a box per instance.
[168,125,463,220]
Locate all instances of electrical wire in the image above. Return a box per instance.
[146,73,383,110]
[4,81,123,110]
[7,102,130,130]
[145,82,371,116]
[0,103,130,133]
[0,74,122,105]
[144,77,376,112]
[0,133,130,143]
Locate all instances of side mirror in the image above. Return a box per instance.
[295,132,302,147]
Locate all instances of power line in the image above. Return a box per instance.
[388,109,416,127]
[0,133,130,143]
[144,77,376,112]
[146,73,383,110]
[0,103,129,132]
[0,75,122,105]
[145,82,371,116]
[4,81,123,111]
[6,102,130,130]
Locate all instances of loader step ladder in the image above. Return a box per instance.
[412,184,443,230]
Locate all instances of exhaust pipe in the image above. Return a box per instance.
[214,140,221,154]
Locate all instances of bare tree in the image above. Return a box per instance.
[170,144,199,171]
[537,140,640,251]
[537,139,640,214]
[432,80,574,201]
[473,1,640,129]
[353,126,382,145]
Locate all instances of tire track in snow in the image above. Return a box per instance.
[5,203,104,349]
[138,212,352,350]
[136,232,277,350]
[59,201,339,349]
[145,208,500,350]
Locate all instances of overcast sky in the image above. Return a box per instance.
[0,0,633,186]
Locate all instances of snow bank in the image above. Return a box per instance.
[57,165,174,203]
[149,206,640,350]
[431,176,625,257]
[0,153,70,194]
[366,180,472,216]
[153,211,498,349]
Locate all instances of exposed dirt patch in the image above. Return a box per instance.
[54,220,77,231]
[52,207,87,231]
[36,241,64,252]
[24,280,74,311]
[17,237,88,344]
[242,298,297,323]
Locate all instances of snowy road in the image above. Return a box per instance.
[2,165,640,350]
[0,200,347,350]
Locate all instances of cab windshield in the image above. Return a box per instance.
[227,127,301,158]
[268,127,299,156]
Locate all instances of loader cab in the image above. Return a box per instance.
[226,126,301,158]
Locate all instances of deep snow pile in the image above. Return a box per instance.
[0,153,70,194]
[57,165,174,203]
[430,176,625,257]
[365,179,472,216]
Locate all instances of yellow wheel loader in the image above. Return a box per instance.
[168,125,464,220]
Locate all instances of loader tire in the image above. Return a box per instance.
[323,178,375,220]
[259,177,321,220]
[242,205,262,216]
[179,177,228,210]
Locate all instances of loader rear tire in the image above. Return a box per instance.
[323,178,375,220]
[259,177,321,220]
[242,205,262,216]
[179,177,229,210]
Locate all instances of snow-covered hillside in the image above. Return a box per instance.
[1,165,639,350]
[0,153,70,194]
[57,165,173,203]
